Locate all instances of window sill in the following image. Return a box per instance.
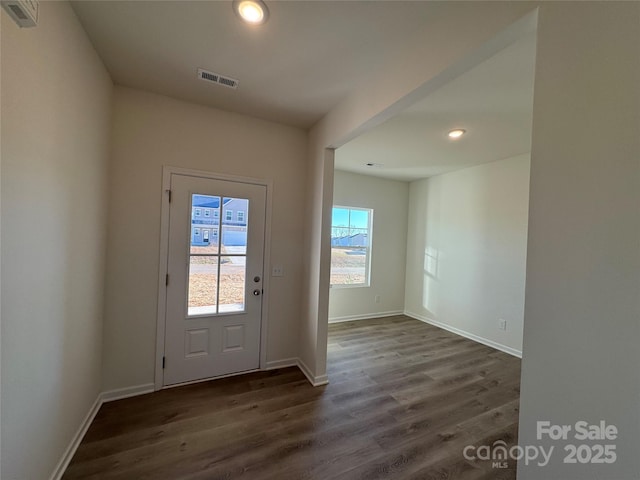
[330,284,370,289]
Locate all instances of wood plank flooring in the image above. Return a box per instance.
[63,316,521,479]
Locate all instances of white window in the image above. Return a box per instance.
[194,228,200,235]
[195,208,201,216]
[225,210,233,221]
[237,211,245,222]
[330,206,373,287]
[203,230,209,241]
[204,209,210,217]
[213,210,219,219]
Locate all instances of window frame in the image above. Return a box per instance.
[330,205,373,288]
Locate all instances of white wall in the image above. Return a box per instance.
[1,3,113,479]
[404,155,530,355]
[329,170,409,322]
[104,87,307,390]
[518,3,640,478]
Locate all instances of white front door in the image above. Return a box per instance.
[164,174,266,386]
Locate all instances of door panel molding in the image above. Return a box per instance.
[155,166,273,390]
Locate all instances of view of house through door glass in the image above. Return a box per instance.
[164,174,266,386]
[188,194,249,316]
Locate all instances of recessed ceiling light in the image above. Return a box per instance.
[448,129,466,139]
[233,0,269,25]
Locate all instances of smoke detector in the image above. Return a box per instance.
[197,68,239,90]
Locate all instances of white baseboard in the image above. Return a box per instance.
[328,310,403,324]
[297,358,329,386]
[265,357,329,386]
[264,358,299,370]
[101,383,155,403]
[49,393,103,480]
[404,310,522,358]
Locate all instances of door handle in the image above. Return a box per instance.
[253,289,261,296]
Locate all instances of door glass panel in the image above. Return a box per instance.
[218,258,246,313]
[188,256,218,316]
[187,194,249,316]
[221,197,248,255]
[190,194,220,254]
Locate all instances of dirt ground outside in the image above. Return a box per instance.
[187,247,368,309]
[330,247,367,285]
[188,268,245,309]
[188,248,246,309]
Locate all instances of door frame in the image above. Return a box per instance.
[154,166,273,390]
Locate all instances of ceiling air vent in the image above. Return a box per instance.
[2,0,39,27]
[197,68,239,90]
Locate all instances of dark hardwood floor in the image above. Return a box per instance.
[63,315,521,479]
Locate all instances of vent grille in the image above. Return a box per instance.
[10,4,28,19]
[2,0,39,27]
[197,68,239,89]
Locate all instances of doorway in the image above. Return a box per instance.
[160,171,267,386]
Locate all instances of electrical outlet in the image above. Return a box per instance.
[374,295,381,304]
[272,265,284,277]
[498,319,507,331]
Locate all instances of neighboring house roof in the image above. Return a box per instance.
[191,195,234,209]
[331,234,368,239]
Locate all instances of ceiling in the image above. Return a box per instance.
[71,1,449,129]
[72,1,536,182]
[335,30,536,181]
